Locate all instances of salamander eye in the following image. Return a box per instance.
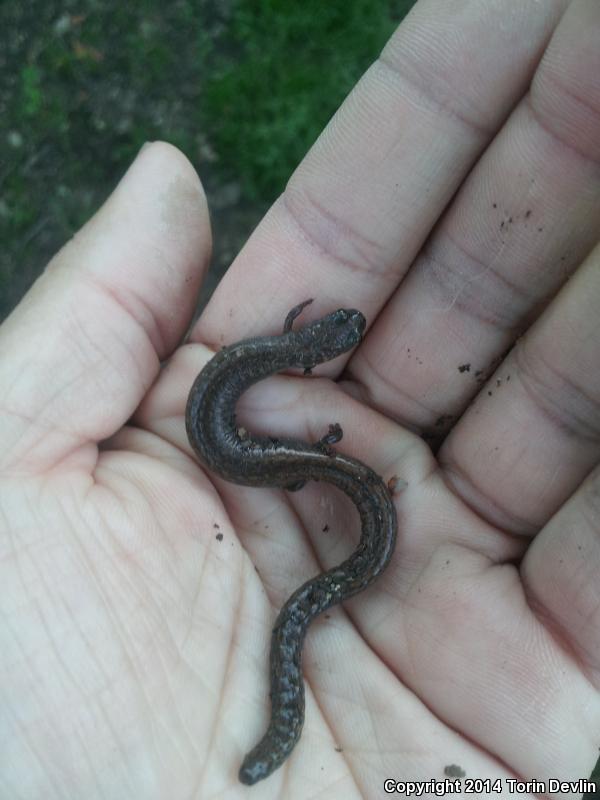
[334,309,349,325]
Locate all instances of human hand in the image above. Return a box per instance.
[1,1,599,798]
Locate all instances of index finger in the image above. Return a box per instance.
[195,0,568,355]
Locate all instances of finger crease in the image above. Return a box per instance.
[515,342,600,443]
[420,235,535,332]
[282,188,391,278]
[376,53,492,140]
[527,93,600,170]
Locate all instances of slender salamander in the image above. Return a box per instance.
[185,300,398,785]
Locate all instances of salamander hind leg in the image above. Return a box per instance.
[315,423,343,456]
[285,479,306,491]
[284,424,343,491]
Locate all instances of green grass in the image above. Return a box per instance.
[1,0,413,319]
[202,0,414,199]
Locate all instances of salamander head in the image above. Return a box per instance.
[298,307,366,365]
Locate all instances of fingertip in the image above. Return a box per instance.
[62,140,212,358]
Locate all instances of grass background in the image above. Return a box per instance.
[1,0,414,320]
[1,0,599,788]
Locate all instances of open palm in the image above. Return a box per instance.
[2,2,599,798]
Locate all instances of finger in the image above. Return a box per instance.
[441,240,600,535]
[0,143,210,473]
[522,462,600,686]
[195,0,568,355]
[353,0,600,439]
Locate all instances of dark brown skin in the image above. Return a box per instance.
[185,301,398,785]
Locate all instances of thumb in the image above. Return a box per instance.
[0,142,211,474]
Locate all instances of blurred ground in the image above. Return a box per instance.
[0,0,411,321]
